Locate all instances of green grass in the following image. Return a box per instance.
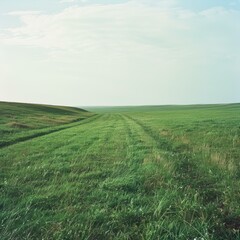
[1,102,240,239]
[0,101,94,147]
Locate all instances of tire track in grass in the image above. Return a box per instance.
[84,113,150,239]
[95,114,178,239]
[122,114,216,239]
[124,114,217,185]
[72,113,164,239]
[114,114,208,239]
[123,114,172,151]
[124,114,217,194]
[121,114,173,171]
[123,114,239,239]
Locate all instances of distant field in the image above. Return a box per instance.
[1,102,240,239]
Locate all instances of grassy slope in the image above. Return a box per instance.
[0,101,94,147]
[1,103,240,239]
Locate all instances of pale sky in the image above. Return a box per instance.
[1,0,240,106]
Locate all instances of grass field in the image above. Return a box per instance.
[0,101,94,148]
[1,102,240,239]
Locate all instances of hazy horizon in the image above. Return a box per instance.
[1,99,240,109]
[1,0,240,106]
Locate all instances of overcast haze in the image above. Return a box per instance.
[1,0,240,106]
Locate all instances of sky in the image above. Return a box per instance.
[0,0,240,106]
